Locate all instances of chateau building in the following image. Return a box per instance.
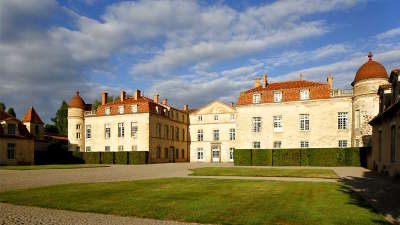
[68,52,391,164]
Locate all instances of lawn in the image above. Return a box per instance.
[0,178,389,225]
[190,167,338,179]
[0,164,108,170]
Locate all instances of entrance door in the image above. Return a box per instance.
[212,146,220,162]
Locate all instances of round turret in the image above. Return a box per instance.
[67,90,85,152]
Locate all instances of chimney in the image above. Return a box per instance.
[153,94,159,103]
[120,90,126,102]
[262,73,267,88]
[162,98,167,105]
[183,104,188,111]
[101,92,108,105]
[327,75,333,89]
[231,102,234,108]
[254,77,260,88]
[134,89,141,100]
[299,73,303,80]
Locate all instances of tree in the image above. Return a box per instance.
[7,107,16,117]
[44,124,58,133]
[51,101,68,135]
[0,102,5,112]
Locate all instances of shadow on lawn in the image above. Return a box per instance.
[339,170,400,225]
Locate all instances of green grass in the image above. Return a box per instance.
[0,164,108,170]
[190,167,339,179]
[0,178,389,225]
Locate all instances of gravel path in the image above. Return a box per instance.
[0,203,206,225]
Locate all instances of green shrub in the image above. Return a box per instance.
[101,152,114,164]
[234,149,252,166]
[115,152,128,164]
[345,148,360,166]
[300,148,309,166]
[307,148,345,166]
[252,149,272,166]
[273,149,301,166]
[83,152,100,164]
[129,151,148,164]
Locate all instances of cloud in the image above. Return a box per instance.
[376,27,400,40]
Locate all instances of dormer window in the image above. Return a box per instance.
[300,89,309,100]
[118,106,124,114]
[274,91,282,102]
[156,106,159,114]
[131,104,138,113]
[105,107,110,115]
[7,123,16,135]
[253,93,261,104]
[198,115,202,122]
[214,115,219,121]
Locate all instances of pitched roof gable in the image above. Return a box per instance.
[21,107,44,124]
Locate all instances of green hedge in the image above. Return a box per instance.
[75,151,148,165]
[101,152,114,164]
[234,148,361,167]
[234,149,252,166]
[129,151,148,164]
[115,152,128,164]
[83,152,100,164]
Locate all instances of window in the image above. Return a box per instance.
[156,123,161,137]
[105,146,110,152]
[35,125,39,135]
[300,89,309,100]
[391,125,396,162]
[105,124,110,139]
[164,125,169,139]
[86,125,92,138]
[229,148,234,161]
[175,127,179,141]
[157,147,161,159]
[76,132,80,139]
[77,146,80,152]
[197,129,203,141]
[355,139,360,147]
[252,117,261,132]
[253,93,261,104]
[197,148,204,161]
[300,141,309,148]
[230,114,235,121]
[170,125,174,140]
[132,145,137,151]
[198,115,203,122]
[182,115,185,122]
[213,129,219,141]
[164,148,168,158]
[182,129,185,141]
[131,122,138,138]
[338,140,348,148]
[253,141,260,149]
[300,114,309,131]
[7,124,16,135]
[273,141,282,149]
[338,112,348,130]
[76,124,81,130]
[229,128,235,141]
[181,149,184,159]
[7,143,15,160]
[355,110,360,129]
[86,146,91,152]
[378,130,383,162]
[274,91,282,102]
[273,115,282,132]
[118,145,124,151]
[105,107,110,115]
[214,114,219,121]
[155,106,159,114]
[118,105,124,114]
[176,149,179,159]
[131,104,138,113]
[118,123,124,138]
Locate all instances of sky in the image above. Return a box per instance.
[1,0,400,123]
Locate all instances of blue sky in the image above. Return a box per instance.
[1,0,400,123]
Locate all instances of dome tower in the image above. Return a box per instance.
[352,52,389,147]
[68,91,85,152]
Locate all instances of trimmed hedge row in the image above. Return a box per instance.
[72,151,148,165]
[234,148,361,167]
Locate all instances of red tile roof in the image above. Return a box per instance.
[0,110,33,139]
[352,52,388,86]
[22,107,44,124]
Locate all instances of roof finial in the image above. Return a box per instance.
[368,51,373,61]
[299,73,303,80]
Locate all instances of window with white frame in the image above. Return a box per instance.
[76,132,80,139]
[105,107,110,115]
[338,140,347,148]
[76,124,81,130]
[229,148,234,161]
[156,123,161,137]
[7,124,16,135]
[118,105,124,114]
[197,129,203,141]
[355,139,360,147]
[198,115,202,122]
[197,148,204,161]
[338,112,348,130]
[300,89,309,100]
[131,122,138,138]
[86,125,92,138]
[229,128,235,141]
[273,115,282,132]
[253,93,261,104]
[132,145,137,151]
[214,114,219,121]
[164,125,169,139]
[273,141,282,149]
[300,141,309,148]
[175,127,179,140]
[252,117,261,132]
[274,91,282,102]
[131,104,138,113]
[105,123,110,139]
[213,129,219,141]
[300,114,309,131]
[355,110,360,129]
[118,145,124,151]
[253,141,260,149]
[118,123,124,138]
[7,143,15,160]
[230,114,235,121]
[105,146,110,152]
[86,146,91,152]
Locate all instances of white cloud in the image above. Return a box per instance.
[376,27,400,40]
